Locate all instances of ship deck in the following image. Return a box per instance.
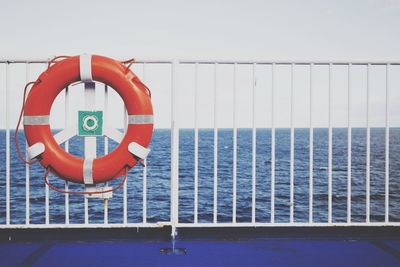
[1,227,399,266]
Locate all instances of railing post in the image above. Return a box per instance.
[194,62,199,224]
[270,63,275,224]
[142,63,148,224]
[213,63,218,224]
[290,63,294,223]
[328,63,333,223]
[232,63,237,223]
[366,64,371,223]
[171,61,179,237]
[83,82,97,225]
[347,64,352,224]
[5,62,10,225]
[251,63,257,224]
[309,63,314,223]
[385,64,390,223]
[103,85,108,224]
[25,63,30,225]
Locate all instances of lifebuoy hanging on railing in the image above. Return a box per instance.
[20,54,154,185]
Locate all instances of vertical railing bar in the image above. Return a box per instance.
[171,61,179,237]
[84,194,89,224]
[123,102,128,225]
[64,86,70,225]
[142,63,147,224]
[213,63,218,224]
[232,63,237,223]
[104,84,109,224]
[142,167,147,223]
[5,63,10,225]
[385,64,390,223]
[25,63,30,225]
[309,63,314,223]
[171,62,175,233]
[194,62,199,224]
[251,63,257,224]
[45,186,49,225]
[328,63,333,224]
[366,64,371,223]
[83,82,97,225]
[347,64,352,224]
[271,63,275,223]
[45,164,49,224]
[84,162,89,220]
[290,63,295,223]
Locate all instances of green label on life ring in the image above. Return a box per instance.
[78,111,103,136]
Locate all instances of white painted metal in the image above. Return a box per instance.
[252,63,257,224]
[0,223,167,229]
[290,63,295,223]
[65,87,70,224]
[309,63,314,223]
[54,127,77,144]
[25,64,30,225]
[84,82,97,224]
[328,63,332,223]
[171,61,179,236]
[128,143,150,159]
[270,63,276,223]
[347,64,352,224]
[194,62,199,224]
[104,84,109,224]
[3,58,400,65]
[123,89,128,225]
[177,60,400,65]
[103,127,123,143]
[142,160,147,222]
[0,222,398,230]
[1,59,399,231]
[26,143,45,160]
[233,63,237,223]
[142,63,148,224]
[84,83,97,158]
[213,63,218,224]
[45,171,49,225]
[176,222,400,227]
[385,64,390,223]
[5,63,10,225]
[366,64,371,223]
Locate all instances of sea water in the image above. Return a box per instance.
[0,128,399,225]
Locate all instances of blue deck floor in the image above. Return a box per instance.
[1,228,399,266]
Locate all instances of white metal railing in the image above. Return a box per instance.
[175,61,400,230]
[1,58,400,237]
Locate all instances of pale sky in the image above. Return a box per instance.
[1,0,400,129]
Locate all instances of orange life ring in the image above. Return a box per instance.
[23,55,154,184]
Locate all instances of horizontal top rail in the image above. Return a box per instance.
[0,59,174,64]
[1,58,400,65]
[178,60,400,65]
